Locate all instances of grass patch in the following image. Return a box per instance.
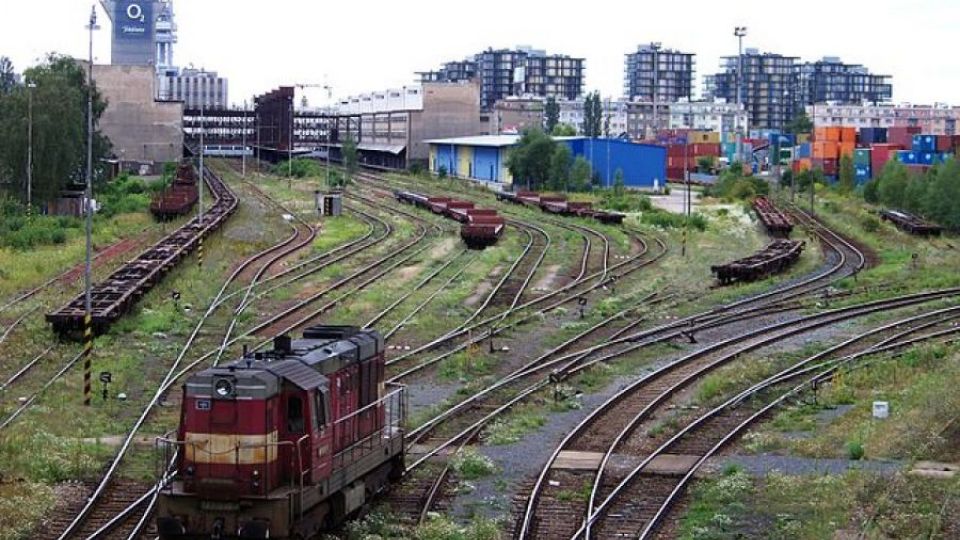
[451,448,497,480]
[482,403,547,445]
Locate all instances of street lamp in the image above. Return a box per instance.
[241,99,247,178]
[26,81,36,217]
[83,3,100,407]
[734,26,748,165]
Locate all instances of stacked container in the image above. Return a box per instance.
[854,148,871,184]
[858,128,888,146]
[888,126,922,148]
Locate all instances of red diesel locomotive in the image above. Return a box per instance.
[156,326,406,539]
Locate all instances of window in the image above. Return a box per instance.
[313,390,327,429]
[287,395,305,433]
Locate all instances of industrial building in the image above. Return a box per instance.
[92,63,184,166]
[492,97,546,134]
[418,46,585,111]
[624,44,696,104]
[425,135,666,189]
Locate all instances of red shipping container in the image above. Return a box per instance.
[906,164,931,176]
[936,135,953,152]
[692,143,721,157]
[666,143,687,157]
[888,126,922,148]
[666,167,685,180]
[813,158,838,175]
[870,144,903,174]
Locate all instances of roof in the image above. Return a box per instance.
[358,143,406,155]
[425,135,522,147]
[264,359,327,390]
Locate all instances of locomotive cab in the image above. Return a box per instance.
[157,327,405,539]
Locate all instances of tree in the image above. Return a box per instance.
[582,92,603,137]
[506,128,557,190]
[0,56,16,95]
[549,144,572,191]
[923,159,960,229]
[570,156,591,192]
[342,135,358,184]
[613,169,625,197]
[603,112,611,138]
[552,123,577,136]
[878,160,909,208]
[697,156,715,174]
[785,111,813,135]
[838,154,855,193]
[544,96,560,134]
[0,54,110,206]
[863,179,880,203]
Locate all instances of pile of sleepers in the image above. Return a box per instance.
[394,190,505,249]
[752,196,793,237]
[880,210,943,236]
[496,190,626,225]
[711,239,804,285]
[47,165,239,335]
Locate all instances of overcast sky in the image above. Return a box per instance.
[3,0,957,108]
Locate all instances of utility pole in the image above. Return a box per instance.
[810,100,816,214]
[241,99,247,178]
[83,4,100,407]
[27,81,36,217]
[198,68,206,268]
[734,27,748,166]
[255,95,260,172]
[650,42,661,139]
[325,81,333,190]
[288,92,294,181]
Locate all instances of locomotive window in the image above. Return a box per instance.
[287,395,305,433]
[313,390,328,429]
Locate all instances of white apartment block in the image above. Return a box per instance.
[807,103,960,135]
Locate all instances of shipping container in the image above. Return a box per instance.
[905,164,931,176]
[854,148,871,167]
[840,127,857,144]
[813,141,839,160]
[855,165,872,183]
[797,133,811,144]
[797,143,812,158]
[912,135,937,153]
[839,141,856,159]
[858,127,888,146]
[871,144,903,174]
[888,126,922,148]
[691,143,721,157]
[813,158,838,175]
[687,131,721,144]
[897,150,919,164]
[936,135,953,152]
[919,152,935,166]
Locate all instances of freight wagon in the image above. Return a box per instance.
[496,190,626,225]
[151,162,201,220]
[394,190,505,249]
[711,240,804,285]
[880,210,943,236]
[752,196,793,237]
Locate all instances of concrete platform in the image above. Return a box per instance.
[553,451,700,476]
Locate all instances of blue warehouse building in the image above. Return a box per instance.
[426,135,666,190]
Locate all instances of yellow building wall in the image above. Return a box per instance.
[457,146,473,178]
[429,146,437,172]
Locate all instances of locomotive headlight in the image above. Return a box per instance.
[214,379,234,398]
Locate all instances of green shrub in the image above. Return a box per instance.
[860,215,880,233]
[451,448,497,480]
[846,441,865,460]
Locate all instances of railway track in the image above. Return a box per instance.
[574,302,960,539]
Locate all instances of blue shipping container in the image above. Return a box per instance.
[919,152,935,165]
[797,143,812,158]
[912,135,937,153]
[897,150,919,164]
[859,127,887,145]
[855,165,872,183]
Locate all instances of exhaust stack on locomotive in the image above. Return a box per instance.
[156,326,405,539]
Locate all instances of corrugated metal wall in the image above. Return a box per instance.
[473,147,499,182]
[562,138,666,188]
[457,146,473,178]
[435,144,456,174]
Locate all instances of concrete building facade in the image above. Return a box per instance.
[418,46,585,111]
[668,100,748,135]
[492,97,545,134]
[807,103,960,135]
[158,68,229,109]
[335,82,483,168]
[624,44,696,103]
[797,57,892,107]
[93,63,184,165]
[705,49,798,130]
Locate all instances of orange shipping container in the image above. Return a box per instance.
[814,127,830,142]
[813,141,839,160]
[840,127,857,143]
[798,158,812,172]
[826,127,842,142]
[839,142,855,158]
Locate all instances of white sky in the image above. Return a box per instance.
[2,0,957,108]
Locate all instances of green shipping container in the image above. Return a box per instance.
[854,148,871,167]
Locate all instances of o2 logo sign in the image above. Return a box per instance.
[126,3,145,22]
[115,0,153,39]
